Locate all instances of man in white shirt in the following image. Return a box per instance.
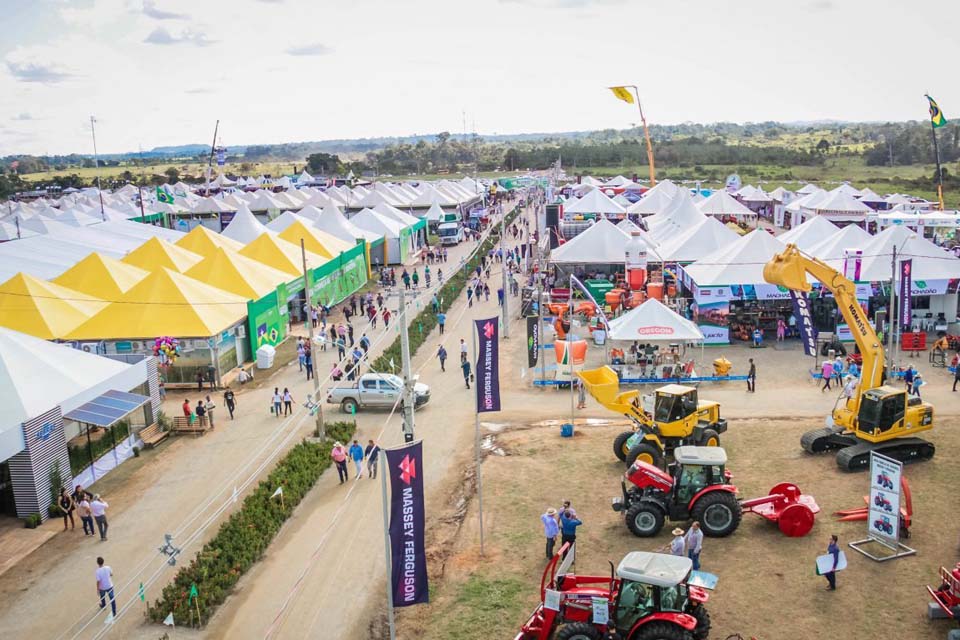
[90,495,109,541]
[95,557,116,617]
[670,527,686,556]
[685,521,704,570]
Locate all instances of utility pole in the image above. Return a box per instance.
[398,287,416,443]
[536,189,546,384]
[500,203,510,338]
[90,116,105,221]
[301,240,324,438]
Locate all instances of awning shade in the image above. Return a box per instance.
[64,389,149,427]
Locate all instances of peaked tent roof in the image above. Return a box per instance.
[52,252,149,299]
[349,208,403,239]
[549,218,634,264]
[768,186,793,201]
[410,184,458,207]
[741,187,773,203]
[607,298,704,342]
[186,247,291,300]
[191,197,238,214]
[277,220,353,259]
[616,218,644,234]
[857,187,885,202]
[579,176,604,187]
[424,202,446,222]
[0,273,107,339]
[683,229,788,286]
[647,191,707,243]
[627,188,676,216]
[294,205,323,223]
[265,210,311,233]
[372,202,419,226]
[655,216,740,263]
[121,236,204,273]
[777,215,840,251]
[563,188,626,215]
[810,190,872,215]
[246,191,287,212]
[222,204,273,243]
[175,224,245,257]
[806,223,872,261]
[641,179,680,199]
[796,183,820,195]
[239,233,327,276]
[67,268,249,340]
[696,190,757,218]
[315,205,381,243]
[830,224,960,281]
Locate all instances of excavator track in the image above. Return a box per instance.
[800,426,856,454]
[835,438,936,472]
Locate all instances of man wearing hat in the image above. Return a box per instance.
[670,527,686,556]
[541,508,560,560]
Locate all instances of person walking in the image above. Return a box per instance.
[821,360,834,391]
[462,358,472,389]
[842,376,857,401]
[382,307,391,328]
[912,373,925,399]
[497,287,504,307]
[903,365,915,394]
[77,494,94,536]
[95,557,116,618]
[953,363,960,392]
[204,395,216,428]
[412,270,420,288]
[685,522,703,570]
[776,317,786,342]
[467,286,473,308]
[349,440,365,480]
[541,507,559,559]
[282,388,293,416]
[272,388,282,418]
[331,442,349,483]
[823,534,840,591]
[223,388,236,419]
[747,358,756,393]
[90,494,109,541]
[58,488,75,531]
[297,339,306,372]
[437,345,448,372]
[331,363,343,381]
[365,440,381,479]
[437,312,446,335]
[460,338,468,363]
[304,348,314,380]
[670,527,686,556]
[559,509,582,554]
[360,333,370,355]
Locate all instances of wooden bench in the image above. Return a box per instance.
[139,423,168,448]
[171,416,211,436]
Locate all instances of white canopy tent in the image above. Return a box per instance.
[682,229,788,287]
[549,218,634,265]
[221,204,274,243]
[627,188,676,216]
[827,224,960,282]
[655,216,740,263]
[607,298,704,343]
[563,189,626,216]
[806,223,872,261]
[696,191,758,219]
[777,215,840,252]
[315,205,382,244]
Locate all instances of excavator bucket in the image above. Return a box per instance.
[577,366,640,415]
[763,245,813,292]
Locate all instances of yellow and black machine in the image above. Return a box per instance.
[763,244,935,471]
[578,366,727,468]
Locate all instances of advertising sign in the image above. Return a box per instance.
[898,259,912,331]
[725,174,742,193]
[789,290,818,356]
[475,318,501,413]
[216,147,226,166]
[868,452,902,547]
[842,249,862,281]
[526,316,539,368]
[387,442,429,606]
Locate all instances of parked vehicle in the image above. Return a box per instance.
[437,222,464,246]
[326,373,430,414]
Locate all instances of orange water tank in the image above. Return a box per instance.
[647,282,664,300]
[631,291,645,306]
[667,284,677,298]
[606,289,624,311]
[626,268,646,291]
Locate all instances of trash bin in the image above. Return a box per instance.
[256,344,276,369]
[561,423,574,437]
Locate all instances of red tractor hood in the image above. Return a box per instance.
[626,460,674,492]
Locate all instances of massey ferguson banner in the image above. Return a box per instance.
[899,259,913,331]
[790,290,818,357]
[387,442,428,607]
[526,316,539,368]
[475,318,501,412]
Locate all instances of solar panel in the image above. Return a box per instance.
[64,389,150,427]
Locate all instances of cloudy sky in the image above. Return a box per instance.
[1,0,958,156]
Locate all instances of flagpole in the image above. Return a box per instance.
[569,273,576,429]
[205,120,219,197]
[380,454,397,640]
[928,113,945,211]
[472,320,485,557]
[90,116,106,221]
[629,86,656,187]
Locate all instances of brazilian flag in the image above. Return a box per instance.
[926,95,947,128]
[156,186,175,204]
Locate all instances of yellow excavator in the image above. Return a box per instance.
[764,244,935,471]
[578,366,727,468]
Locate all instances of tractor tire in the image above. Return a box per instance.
[555,622,602,640]
[624,442,665,469]
[341,398,359,414]
[698,428,720,448]
[632,621,694,640]
[689,604,711,640]
[625,502,665,538]
[690,491,742,538]
[613,431,634,461]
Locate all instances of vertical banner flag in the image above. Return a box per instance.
[789,290,818,357]
[526,316,540,368]
[842,249,862,282]
[899,259,912,331]
[387,442,428,607]
[475,318,501,413]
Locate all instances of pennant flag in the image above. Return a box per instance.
[609,86,635,104]
[156,185,175,204]
[188,583,199,604]
[271,486,283,499]
[163,613,175,626]
[927,94,947,128]
[139,582,145,602]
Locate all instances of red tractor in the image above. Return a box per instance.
[613,447,819,538]
[515,544,711,640]
[927,563,960,623]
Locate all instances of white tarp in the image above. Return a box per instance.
[607,298,704,342]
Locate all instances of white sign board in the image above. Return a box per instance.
[591,597,610,625]
[543,589,561,612]
[868,452,902,547]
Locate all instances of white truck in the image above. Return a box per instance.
[326,373,431,414]
[437,222,464,246]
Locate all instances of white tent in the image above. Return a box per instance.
[796,183,820,195]
[350,208,405,263]
[806,223,872,261]
[315,206,381,244]
[616,218,644,234]
[563,189,626,216]
[604,175,631,187]
[372,202,418,227]
[831,183,862,198]
[424,202,447,223]
[627,188,675,216]
[777,215,840,252]
[646,191,707,244]
[857,187,884,203]
[655,216,740,263]
[265,211,311,233]
[828,224,960,282]
[641,179,679,199]
[741,188,773,204]
[221,204,274,243]
[769,186,793,202]
[549,218,633,265]
[807,190,872,221]
[191,197,237,215]
[607,298,704,343]
[696,191,757,218]
[293,205,323,223]
[247,191,286,213]
[355,189,401,209]
[683,229,787,286]
[297,170,314,184]
[212,174,237,188]
[410,184,458,207]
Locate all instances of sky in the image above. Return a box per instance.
[1,0,959,156]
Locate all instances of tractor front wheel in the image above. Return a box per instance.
[555,622,602,640]
[624,442,665,469]
[690,491,742,537]
[613,431,634,461]
[698,428,720,448]
[625,502,665,537]
[689,603,711,640]
[633,621,695,640]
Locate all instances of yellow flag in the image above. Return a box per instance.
[609,86,635,104]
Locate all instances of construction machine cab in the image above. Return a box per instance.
[654,385,699,425]
[856,386,908,435]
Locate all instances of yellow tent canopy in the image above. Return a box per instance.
[0,272,107,340]
[239,233,328,277]
[277,220,353,260]
[186,247,291,300]
[66,268,249,340]
[52,252,149,299]
[175,224,245,257]
[122,236,204,273]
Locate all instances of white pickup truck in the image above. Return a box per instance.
[326,373,431,414]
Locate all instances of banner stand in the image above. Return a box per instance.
[379,454,396,640]
[849,452,917,563]
[848,537,916,563]
[472,320,486,557]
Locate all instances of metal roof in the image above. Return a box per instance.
[617,551,692,587]
[63,389,149,427]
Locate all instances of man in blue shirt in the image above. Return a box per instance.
[348,440,365,481]
[541,508,559,559]
[824,534,839,590]
[437,312,446,335]
[559,509,583,556]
